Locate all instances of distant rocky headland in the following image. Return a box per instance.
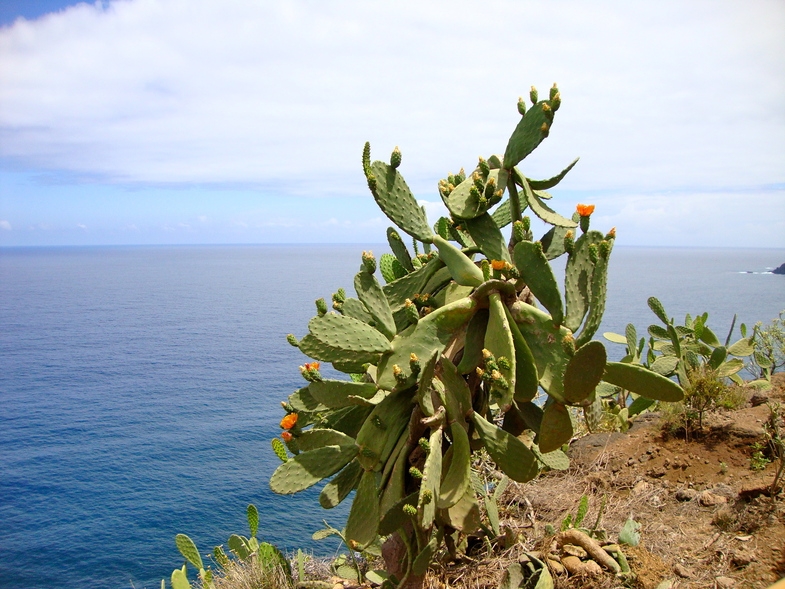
[773,262,785,275]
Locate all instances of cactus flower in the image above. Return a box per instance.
[280,413,298,430]
[576,204,595,217]
[491,260,506,271]
[281,431,293,442]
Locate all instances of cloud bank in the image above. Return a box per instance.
[1,0,783,197]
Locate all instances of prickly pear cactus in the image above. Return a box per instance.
[271,86,683,587]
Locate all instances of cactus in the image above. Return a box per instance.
[269,87,683,588]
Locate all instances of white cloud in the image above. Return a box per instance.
[0,0,782,199]
[0,220,11,230]
[77,223,87,229]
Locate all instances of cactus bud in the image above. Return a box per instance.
[272,438,289,462]
[564,230,575,255]
[542,102,553,120]
[517,96,527,116]
[522,215,531,232]
[478,157,490,177]
[469,184,481,200]
[286,333,299,348]
[472,171,483,191]
[481,258,491,282]
[550,83,559,100]
[588,243,599,264]
[315,298,328,316]
[508,265,520,279]
[456,168,466,184]
[561,334,575,356]
[512,220,526,244]
[599,240,611,260]
[409,352,421,374]
[404,299,420,324]
[606,227,616,240]
[366,172,377,192]
[418,437,430,452]
[530,86,538,105]
[483,176,496,199]
[551,92,561,112]
[534,240,544,255]
[361,250,376,274]
[403,504,418,517]
[497,356,512,370]
[421,489,433,504]
[482,348,493,360]
[393,364,407,384]
[390,146,402,169]
[540,122,550,137]
[333,287,346,303]
[362,141,371,174]
[409,466,423,479]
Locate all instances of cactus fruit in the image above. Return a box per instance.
[269,87,683,584]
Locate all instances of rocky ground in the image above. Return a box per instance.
[424,373,785,589]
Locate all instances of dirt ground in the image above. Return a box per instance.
[425,374,785,589]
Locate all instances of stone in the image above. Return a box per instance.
[715,576,736,588]
[772,262,785,275]
[632,480,651,495]
[675,488,698,502]
[674,563,694,579]
[698,491,727,506]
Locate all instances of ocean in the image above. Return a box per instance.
[1,245,783,589]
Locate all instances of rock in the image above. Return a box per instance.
[675,488,698,501]
[562,544,588,558]
[750,392,769,407]
[674,563,694,579]
[632,480,651,495]
[711,483,735,498]
[715,576,736,588]
[698,490,727,506]
[729,548,756,568]
[772,262,785,275]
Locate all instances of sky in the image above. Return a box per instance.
[0,0,783,247]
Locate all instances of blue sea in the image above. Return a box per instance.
[1,245,783,589]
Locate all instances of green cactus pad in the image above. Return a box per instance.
[485,293,516,410]
[296,428,357,452]
[431,235,483,287]
[298,333,380,366]
[412,530,442,577]
[509,301,572,402]
[503,100,553,169]
[383,257,444,311]
[438,421,471,508]
[531,445,570,471]
[247,504,259,537]
[269,444,358,494]
[171,565,189,589]
[345,469,379,547]
[456,308,489,375]
[564,230,604,332]
[539,225,571,260]
[503,306,539,403]
[355,388,414,470]
[438,356,473,419]
[491,199,512,228]
[647,296,670,325]
[379,253,408,284]
[419,428,443,529]
[368,160,432,242]
[464,212,511,263]
[727,337,754,357]
[379,491,419,536]
[320,405,372,439]
[288,386,329,413]
[583,395,604,432]
[379,432,410,516]
[175,534,204,570]
[308,313,392,354]
[387,227,415,272]
[527,157,580,190]
[602,362,684,402]
[441,485,481,534]
[377,296,478,390]
[471,412,539,482]
[538,401,573,453]
[319,458,363,509]
[416,349,440,416]
[563,340,607,404]
[514,241,564,326]
[433,216,452,240]
[575,239,611,347]
[650,355,679,375]
[307,380,378,409]
[354,270,396,340]
[340,297,374,324]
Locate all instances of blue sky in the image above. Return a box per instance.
[0,0,783,247]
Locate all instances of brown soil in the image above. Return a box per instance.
[425,374,785,589]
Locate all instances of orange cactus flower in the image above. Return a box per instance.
[490,260,506,271]
[576,204,595,217]
[304,362,320,371]
[280,413,298,430]
[281,431,293,442]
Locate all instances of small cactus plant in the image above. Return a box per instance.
[272,86,683,588]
